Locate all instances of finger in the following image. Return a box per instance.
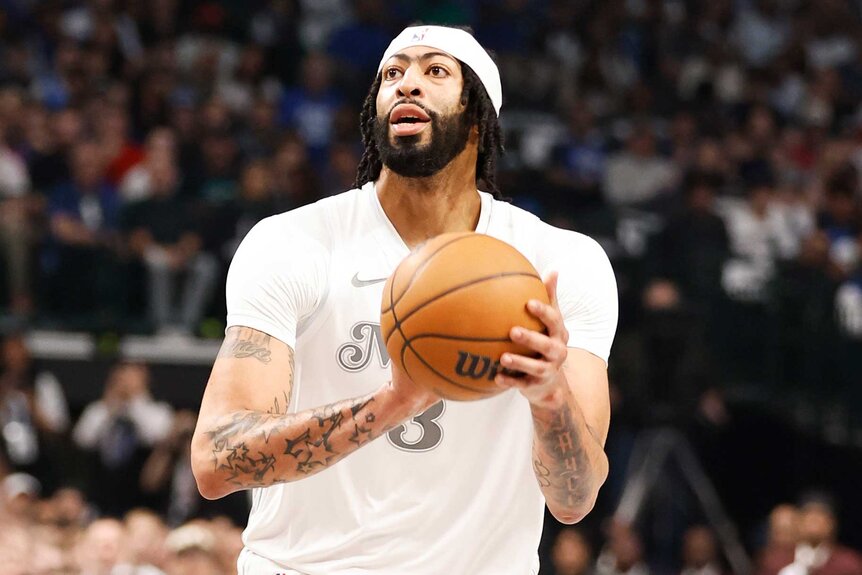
[509,327,567,362]
[525,299,567,340]
[495,371,538,389]
[500,352,553,379]
[494,370,542,388]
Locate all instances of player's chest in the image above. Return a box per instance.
[318,242,405,373]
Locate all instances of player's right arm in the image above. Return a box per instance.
[191,326,435,500]
[191,216,436,500]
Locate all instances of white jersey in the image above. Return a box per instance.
[226,182,618,575]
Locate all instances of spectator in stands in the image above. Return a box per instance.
[97,103,144,187]
[164,522,224,575]
[603,123,677,209]
[757,504,801,575]
[776,493,862,575]
[217,159,278,261]
[546,102,608,213]
[193,125,240,204]
[270,133,321,210]
[322,141,362,198]
[74,517,127,575]
[644,171,730,311]
[44,485,92,541]
[23,104,79,194]
[0,37,32,89]
[72,361,173,516]
[680,525,725,575]
[119,126,177,202]
[718,173,801,383]
[123,155,218,335]
[278,52,342,165]
[596,521,650,575]
[216,43,269,118]
[0,334,69,490]
[173,96,226,202]
[552,527,594,575]
[43,139,122,320]
[124,508,169,574]
[208,516,245,575]
[814,166,862,339]
[29,38,86,111]
[641,172,730,412]
[2,471,40,521]
[140,410,200,526]
[0,120,38,315]
[815,167,860,280]
[0,515,67,573]
[721,174,800,304]
[730,0,790,68]
[326,0,391,98]
[237,96,281,160]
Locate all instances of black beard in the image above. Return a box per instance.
[374,104,472,178]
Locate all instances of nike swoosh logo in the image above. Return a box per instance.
[351,273,388,287]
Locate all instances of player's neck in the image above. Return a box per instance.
[376,145,481,249]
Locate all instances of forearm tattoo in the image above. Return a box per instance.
[531,405,594,511]
[205,329,402,489]
[206,395,392,488]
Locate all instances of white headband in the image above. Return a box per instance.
[377,25,502,116]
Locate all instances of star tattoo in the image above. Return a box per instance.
[303,439,334,468]
[213,445,234,470]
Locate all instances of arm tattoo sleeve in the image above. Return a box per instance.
[206,394,397,488]
[205,340,407,487]
[531,395,600,513]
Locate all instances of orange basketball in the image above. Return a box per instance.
[380,232,550,401]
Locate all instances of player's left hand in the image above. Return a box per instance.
[494,271,569,407]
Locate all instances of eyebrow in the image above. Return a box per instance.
[387,51,459,66]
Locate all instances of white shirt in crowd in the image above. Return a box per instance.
[73,395,173,450]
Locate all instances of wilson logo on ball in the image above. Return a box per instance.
[455,351,497,380]
[454,351,522,381]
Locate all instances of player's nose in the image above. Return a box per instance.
[396,65,423,98]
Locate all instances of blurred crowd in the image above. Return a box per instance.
[1,0,862,572]
[1,319,860,573]
[0,333,248,572]
[0,503,244,575]
[0,0,859,409]
[544,495,862,575]
[0,0,860,392]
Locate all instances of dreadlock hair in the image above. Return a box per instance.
[353,60,505,199]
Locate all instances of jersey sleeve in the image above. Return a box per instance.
[541,230,619,364]
[225,217,329,348]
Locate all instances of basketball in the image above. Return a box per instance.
[380,232,550,401]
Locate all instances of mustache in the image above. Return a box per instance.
[386,98,438,121]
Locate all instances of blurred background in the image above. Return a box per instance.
[0,0,861,573]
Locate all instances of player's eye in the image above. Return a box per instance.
[384,67,402,80]
[428,65,449,78]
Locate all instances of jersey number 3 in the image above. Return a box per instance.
[387,400,445,452]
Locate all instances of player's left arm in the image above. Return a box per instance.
[496,241,617,524]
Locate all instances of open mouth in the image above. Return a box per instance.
[390,104,431,136]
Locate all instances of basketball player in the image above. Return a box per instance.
[191,25,618,574]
